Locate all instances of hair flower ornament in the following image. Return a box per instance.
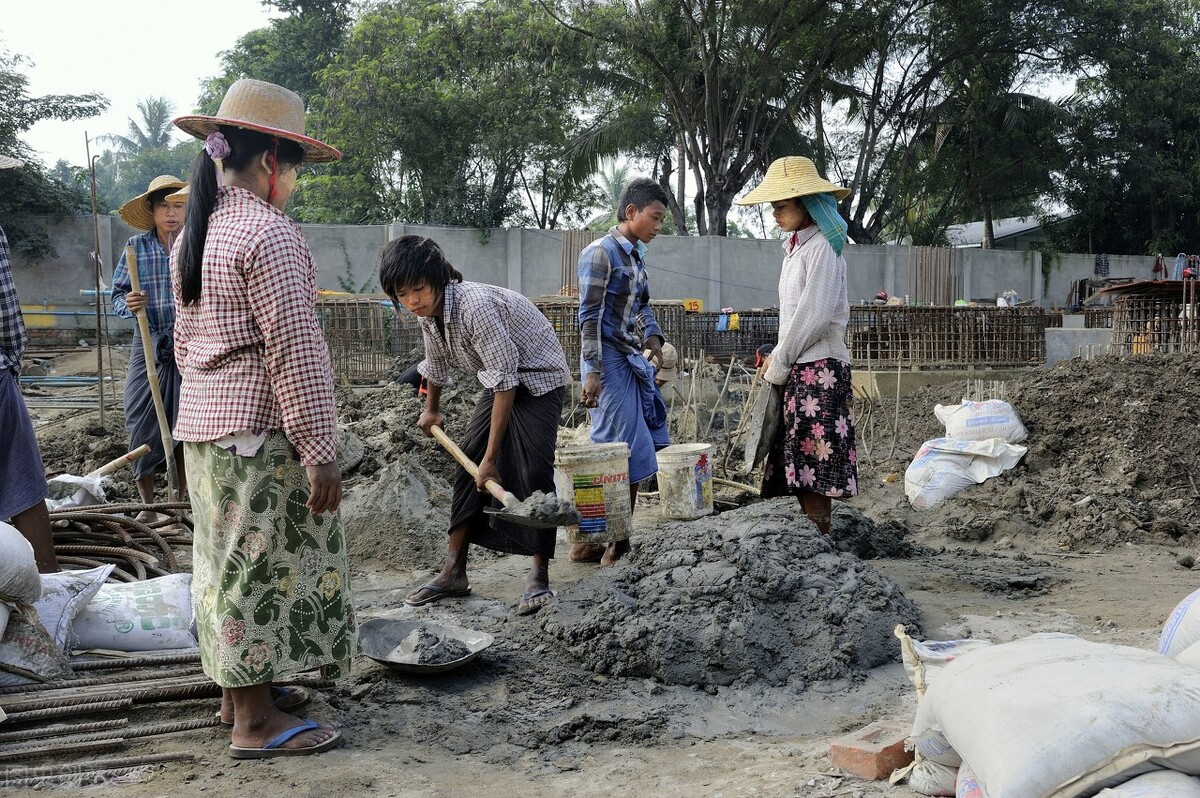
[204,131,231,168]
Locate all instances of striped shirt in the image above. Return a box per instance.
[111,230,175,333]
[0,226,27,374]
[766,226,852,385]
[171,187,338,465]
[417,281,570,395]
[577,227,663,377]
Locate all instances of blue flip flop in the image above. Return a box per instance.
[228,718,342,759]
[214,684,312,726]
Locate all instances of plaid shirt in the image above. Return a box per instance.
[172,187,338,465]
[577,227,663,378]
[111,230,176,333]
[0,225,27,374]
[417,281,570,395]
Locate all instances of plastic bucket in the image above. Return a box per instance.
[554,442,631,544]
[656,443,713,520]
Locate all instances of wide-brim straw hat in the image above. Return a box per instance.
[0,154,25,170]
[119,175,187,230]
[735,156,850,205]
[173,78,341,163]
[167,184,190,202]
[646,342,679,384]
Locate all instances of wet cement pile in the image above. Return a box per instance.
[536,499,921,689]
[856,353,1200,550]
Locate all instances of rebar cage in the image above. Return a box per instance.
[1110,283,1200,356]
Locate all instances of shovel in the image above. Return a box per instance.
[429,425,580,529]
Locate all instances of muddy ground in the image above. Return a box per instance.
[8,352,1200,796]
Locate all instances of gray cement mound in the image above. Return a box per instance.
[538,499,920,689]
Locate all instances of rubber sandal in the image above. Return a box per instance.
[405,583,472,607]
[228,718,342,759]
[214,684,312,726]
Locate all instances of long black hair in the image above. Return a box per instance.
[177,125,304,305]
[378,235,463,302]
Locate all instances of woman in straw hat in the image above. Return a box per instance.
[0,153,58,572]
[171,78,353,759]
[112,174,188,510]
[735,156,859,533]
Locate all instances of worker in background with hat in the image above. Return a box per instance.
[646,340,679,389]
[171,78,353,759]
[0,153,58,572]
[735,156,859,534]
[111,175,188,511]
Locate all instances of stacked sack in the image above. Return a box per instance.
[905,399,1028,509]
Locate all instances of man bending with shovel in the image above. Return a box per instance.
[380,235,573,616]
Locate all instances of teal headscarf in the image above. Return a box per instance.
[800,192,849,256]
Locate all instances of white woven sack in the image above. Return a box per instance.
[905,438,1027,509]
[1176,639,1200,667]
[0,521,41,605]
[1094,770,1200,797]
[913,634,1200,798]
[1159,587,1200,657]
[935,400,1028,443]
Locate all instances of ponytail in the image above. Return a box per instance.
[176,125,306,306]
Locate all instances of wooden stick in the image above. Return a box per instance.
[702,354,737,440]
[126,245,180,501]
[86,445,151,478]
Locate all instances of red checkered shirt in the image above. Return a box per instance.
[171,187,337,465]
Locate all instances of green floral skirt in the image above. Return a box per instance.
[184,433,356,688]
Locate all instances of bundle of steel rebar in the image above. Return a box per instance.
[48,502,192,578]
[0,751,194,788]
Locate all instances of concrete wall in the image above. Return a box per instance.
[11,215,1129,328]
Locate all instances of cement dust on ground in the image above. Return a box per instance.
[8,354,1200,797]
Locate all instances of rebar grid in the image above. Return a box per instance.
[316,296,422,383]
[1111,286,1200,356]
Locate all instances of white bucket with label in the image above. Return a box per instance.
[554,442,631,544]
[656,442,713,520]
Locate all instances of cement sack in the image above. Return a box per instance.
[894,628,992,788]
[33,565,114,652]
[1094,771,1200,797]
[905,438,1027,509]
[1159,587,1200,657]
[44,473,107,511]
[72,573,196,652]
[1176,639,1200,667]
[913,634,1200,798]
[956,763,984,798]
[0,604,74,686]
[935,400,1027,443]
[0,521,41,605]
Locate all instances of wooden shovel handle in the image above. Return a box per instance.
[86,444,152,478]
[429,425,518,508]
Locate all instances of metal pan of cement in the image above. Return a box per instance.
[358,617,494,674]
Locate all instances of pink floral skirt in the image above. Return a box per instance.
[762,358,859,498]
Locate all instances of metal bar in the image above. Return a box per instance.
[0,699,133,725]
[71,651,201,671]
[0,750,194,783]
[0,719,127,743]
[0,738,125,764]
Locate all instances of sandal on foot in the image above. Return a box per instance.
[405,583,472,607]
[517,588,556,616]
[214,685,313,726]
[228,718,342,759]
[569,543,605,563]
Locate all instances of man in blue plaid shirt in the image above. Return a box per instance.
[576,177,672,565]
[0,154,59,571]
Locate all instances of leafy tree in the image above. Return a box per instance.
[94,97,195,208]
[319,0,601,228]
[0,49,107,259]
[541,0,871,236]
[1051,0,1200,254]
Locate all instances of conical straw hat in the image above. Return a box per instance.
[735,156,850,205]
[173,78,341,163]
[118,175,187,231]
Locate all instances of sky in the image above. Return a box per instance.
[4,0,277,167]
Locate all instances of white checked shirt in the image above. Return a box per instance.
[416,281,570,395]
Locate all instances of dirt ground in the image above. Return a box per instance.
[7,352,1200,797]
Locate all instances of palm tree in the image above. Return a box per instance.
[586,160,631,230]
[103,97,176,155]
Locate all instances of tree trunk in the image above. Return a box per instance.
[982,204,995,250]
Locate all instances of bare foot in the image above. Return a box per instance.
[600,538,631,566]
[569,542,605,563]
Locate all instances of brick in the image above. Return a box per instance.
[828,719,914,780]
